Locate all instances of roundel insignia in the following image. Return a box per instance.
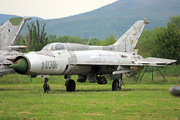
[130,37,134,44]
[3,33,9,43]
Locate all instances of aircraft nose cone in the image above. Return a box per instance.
[10,58,28,73]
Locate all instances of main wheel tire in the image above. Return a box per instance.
[112,79,121,91]
[66,79,76,91]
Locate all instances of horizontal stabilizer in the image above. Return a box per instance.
[137,57,177,66]
[8,45,27,50]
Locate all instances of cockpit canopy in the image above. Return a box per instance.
[42,42,89,51]
[42,43,66,51]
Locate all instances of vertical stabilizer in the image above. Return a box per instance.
[0,17,30,50]
[112,19,149,52]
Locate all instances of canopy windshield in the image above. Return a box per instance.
[42,43,66,51]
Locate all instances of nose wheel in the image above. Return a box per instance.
[43,78,50,93]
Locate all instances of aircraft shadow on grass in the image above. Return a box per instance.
[51,88,167,93]
[0,87,167,92]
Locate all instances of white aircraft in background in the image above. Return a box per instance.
[0,17,30,75]
[10,19,176,92]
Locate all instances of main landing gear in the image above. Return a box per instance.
[43,78,51,93]
[112,74,124,91]
[65,79,76,91]
[96,75,107,84]
[65,75,76,92]
[64,74,124,92]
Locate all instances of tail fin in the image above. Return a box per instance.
[112,19,149,52]
[0,17,30,50]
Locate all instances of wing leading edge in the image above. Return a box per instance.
[70,57,176,75]
[70,57,176,67]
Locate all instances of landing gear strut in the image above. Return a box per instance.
[112,74,123,91]
[65,75,76,91]
[43,78,50,93]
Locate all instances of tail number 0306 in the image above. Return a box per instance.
[42,61,58,69]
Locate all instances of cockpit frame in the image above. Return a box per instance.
[42,43,67,51]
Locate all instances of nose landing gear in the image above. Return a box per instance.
[43,78,50,93]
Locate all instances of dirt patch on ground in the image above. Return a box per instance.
[0,111,5,113]
[0,103,6,105]
[17,111,32,114]
[87,100,112,104]
[31,105,43,107]
[83,113,105,116]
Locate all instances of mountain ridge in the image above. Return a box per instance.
[44,0,180,39]
[1,0,180,39]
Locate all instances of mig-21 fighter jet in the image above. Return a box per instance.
[0,17,30,76]
[10,19,176,92]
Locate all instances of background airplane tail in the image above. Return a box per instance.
[0,17,30,50]
[112,19,149,52]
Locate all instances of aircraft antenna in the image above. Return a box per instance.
[24,21,28,51]
[87,35,91,45]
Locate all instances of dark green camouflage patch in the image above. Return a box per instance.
[9,17,23,25]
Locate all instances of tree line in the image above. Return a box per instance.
[16,16,180,64]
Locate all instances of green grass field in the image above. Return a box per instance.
[0,74,180,120]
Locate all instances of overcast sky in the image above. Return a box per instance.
[1,0,117,19]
